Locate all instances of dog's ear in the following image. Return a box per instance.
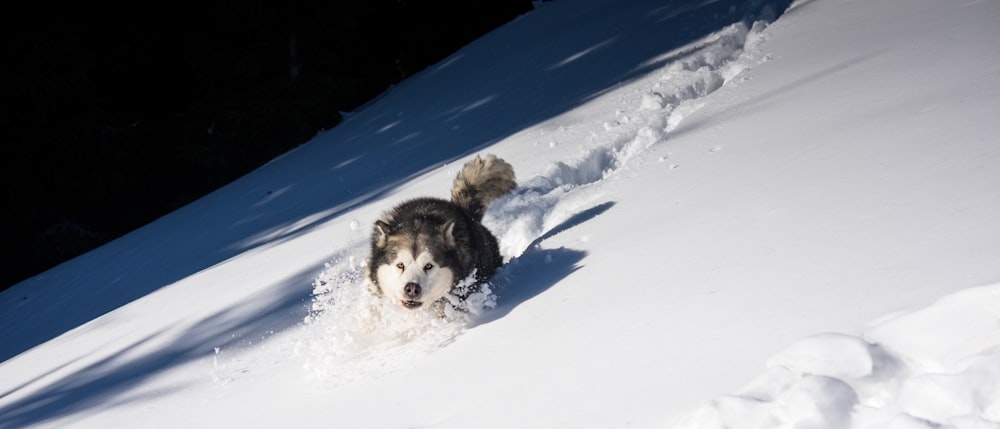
[440,220,456,247]
[440,220,469,247]
[374,220,391,248]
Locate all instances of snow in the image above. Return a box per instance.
[680,285,1000,428]
[2,0,1000,427]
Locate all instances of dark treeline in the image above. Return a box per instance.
[0,0,533,291]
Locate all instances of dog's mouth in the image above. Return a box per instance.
[401,300,423,309]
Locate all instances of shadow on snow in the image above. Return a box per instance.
[0,262,319,428]
[478,201,616,325]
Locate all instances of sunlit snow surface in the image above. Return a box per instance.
[2,0,999,427]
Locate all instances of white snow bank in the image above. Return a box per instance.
[674,283,1000,429]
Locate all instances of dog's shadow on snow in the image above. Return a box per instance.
[474,202,615,326]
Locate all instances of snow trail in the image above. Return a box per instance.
[488,21,767,259]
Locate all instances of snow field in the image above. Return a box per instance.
[296,17,774,388]
[4,0,999,427]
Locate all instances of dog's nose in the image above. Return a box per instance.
[404,282,421,298]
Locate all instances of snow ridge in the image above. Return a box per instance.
[674,284,1000,429]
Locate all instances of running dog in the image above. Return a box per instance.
[367,154,516,310]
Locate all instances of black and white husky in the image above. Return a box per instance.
[367,154,516,311]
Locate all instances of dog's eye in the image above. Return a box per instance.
[423,263,433,272]
[396,262,405,270]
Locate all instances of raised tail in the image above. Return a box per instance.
[451,154,516,222]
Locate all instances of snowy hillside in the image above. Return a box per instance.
[2,0,999,428]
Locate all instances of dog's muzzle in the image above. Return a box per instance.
[402,282,423,309]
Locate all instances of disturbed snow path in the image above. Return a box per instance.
[487,21,770,259]
[300,20,773,386]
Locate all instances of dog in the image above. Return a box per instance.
[367,154,516,311]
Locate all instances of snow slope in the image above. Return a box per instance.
[2,0,999,428]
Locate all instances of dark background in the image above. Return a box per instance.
[0,0,533,291]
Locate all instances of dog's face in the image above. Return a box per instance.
[371,220,456,309]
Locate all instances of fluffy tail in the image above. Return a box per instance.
[451,154,516,221]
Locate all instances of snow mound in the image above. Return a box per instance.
[766,333,879,380]
[673,284,1000,429]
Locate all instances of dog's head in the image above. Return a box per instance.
[369,219,459,309]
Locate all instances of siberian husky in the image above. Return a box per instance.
[367,154,516,311]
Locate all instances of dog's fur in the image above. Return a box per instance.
[367,155,516,310]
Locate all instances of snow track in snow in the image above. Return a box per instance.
[487,21,767,259]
